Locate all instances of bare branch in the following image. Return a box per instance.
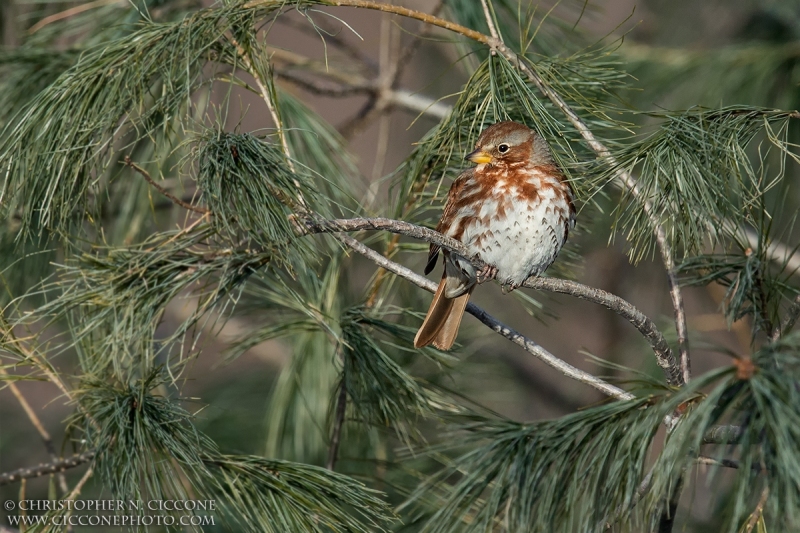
[303,217,682,386]
[525,278,683,387]
[124,156,208,214]
[479,0,502,45]
[335,232,634,400]
[0,452,95,487]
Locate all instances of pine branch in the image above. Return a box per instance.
[276,69,450,118]
[0,452,95,486]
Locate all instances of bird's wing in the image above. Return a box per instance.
[425,168,474,275]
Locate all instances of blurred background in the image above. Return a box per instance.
[1,0,799,530]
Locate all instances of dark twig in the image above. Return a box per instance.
[0,452,95,486]
[605,467,654,529]
[124,156,208,214]
[657,473,685,533]
[327,379,348,470]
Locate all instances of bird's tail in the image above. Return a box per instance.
[414,254,476,350]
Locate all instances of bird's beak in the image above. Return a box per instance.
[465,149,492,164]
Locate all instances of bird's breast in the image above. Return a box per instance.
[444,167,572,285]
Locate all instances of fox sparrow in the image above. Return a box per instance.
[414,121,576,350]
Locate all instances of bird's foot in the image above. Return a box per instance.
[501,281,521,294]
[476,263,498,284]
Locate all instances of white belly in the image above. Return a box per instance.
[461,194,566,287]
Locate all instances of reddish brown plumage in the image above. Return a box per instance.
[415,121,575,350]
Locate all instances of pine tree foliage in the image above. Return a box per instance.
[1,0,799,532]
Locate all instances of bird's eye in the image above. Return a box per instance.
[498,143,509,153]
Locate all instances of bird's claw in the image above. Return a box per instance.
[476,263,498,284]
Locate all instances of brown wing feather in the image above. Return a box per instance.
[424,169,474,275]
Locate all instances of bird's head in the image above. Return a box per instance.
[465,121,552,168]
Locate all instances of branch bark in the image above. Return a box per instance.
[303,216,682,386]
[335,232,634,400]
[0,452,95,487]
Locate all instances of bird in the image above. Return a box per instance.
[414,120,575,350]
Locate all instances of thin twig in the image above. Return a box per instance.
[605,466,654,529]
[63,465,93,503]
[230,38,298,176]
[696,456,740,469]
[744,487,769,533]
[0,315,73,403]
[124,156,208,214]
[479,0,502,47]
[326,379,348,470]
[0,452,95,487]
[657,472,685,533]
[0,367,70,493]
[272,51,451,119]
[28,0,123,34]
[303,216,682,386]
